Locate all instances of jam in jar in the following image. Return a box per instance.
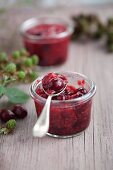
[20,17,73,66]
[30,72,96,138]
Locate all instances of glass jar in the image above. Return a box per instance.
[30,71,96,138]
[20,17,73,66]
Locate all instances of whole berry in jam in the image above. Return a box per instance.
[77,87,87,95]
[75,91,83,98]
[48,78,65,94]
[12,105,27,119]
[42,73,67,94]
[0,109,15,122]
[36,73,88,100]
[42,73,57,86]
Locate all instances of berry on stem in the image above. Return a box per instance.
[5,63,16,74]
[31,55,39,65]
[12,51,20,59]
[18,71,26,79]
[0,52,7,61]
[24,58,33,67]
[20,48,28,56]
[30,71,38,80]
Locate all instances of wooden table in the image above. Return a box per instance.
[0,5,113,170]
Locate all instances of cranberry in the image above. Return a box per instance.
[35,32,42,36]
[42,73,57,86]
[0,109,15,122]
[75,91,83,98]
[77,87,87,94]
[55,95,64,100]
[64,85,77,95]
[57,74,68,83]
[48,78,65,93]
[42,73,67,94]
[12,105,27,119]
[36,74,88,100]
[36,88,48,99]
[36,84,88,100]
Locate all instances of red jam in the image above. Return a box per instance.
[42,73,68,94]
[27,24,67,37]
[33,73,93,137]
[22,23,71,66]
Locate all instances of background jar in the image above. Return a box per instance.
[20,17,73,66]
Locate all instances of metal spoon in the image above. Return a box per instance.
[33,80,67,137]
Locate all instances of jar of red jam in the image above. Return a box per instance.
[30,72,96,138]
[20,17,73,66]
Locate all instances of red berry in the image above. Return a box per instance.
[77,87,87,94]
[0,109,15,122]
[57,74,68,83]
[12,105,27,119]
[42,73,57,87]
[49,78,65,93]
[64,85,77,95]
[78,80,82,85]
[82,79,85,85]
[75,91,83,98]
[42,73,67,94]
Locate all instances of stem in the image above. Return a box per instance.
[2,78,16,87]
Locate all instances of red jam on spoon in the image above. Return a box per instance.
[42,73,68,95]
[36,72,87,100]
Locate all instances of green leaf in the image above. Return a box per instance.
[0,85,6,96]
[5,87,29,104]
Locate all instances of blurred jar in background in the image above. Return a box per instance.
[20,17,73,66]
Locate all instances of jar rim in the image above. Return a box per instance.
[30,71,96,105]
[20,17,74,40]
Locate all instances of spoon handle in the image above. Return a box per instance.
[33,95,52,137]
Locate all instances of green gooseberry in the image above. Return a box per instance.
[20,48,28,56]
[0,52,7,61]
[24,58,33,67]
[31,55,39,65]
[18,71,26,79]
[12,51,21,59]
[30,71,38,80]
[5,63,16,73]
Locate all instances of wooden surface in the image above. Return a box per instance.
[0,5,113,170]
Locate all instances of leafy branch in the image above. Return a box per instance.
[0,75,29,104]
[0,49,39,104]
